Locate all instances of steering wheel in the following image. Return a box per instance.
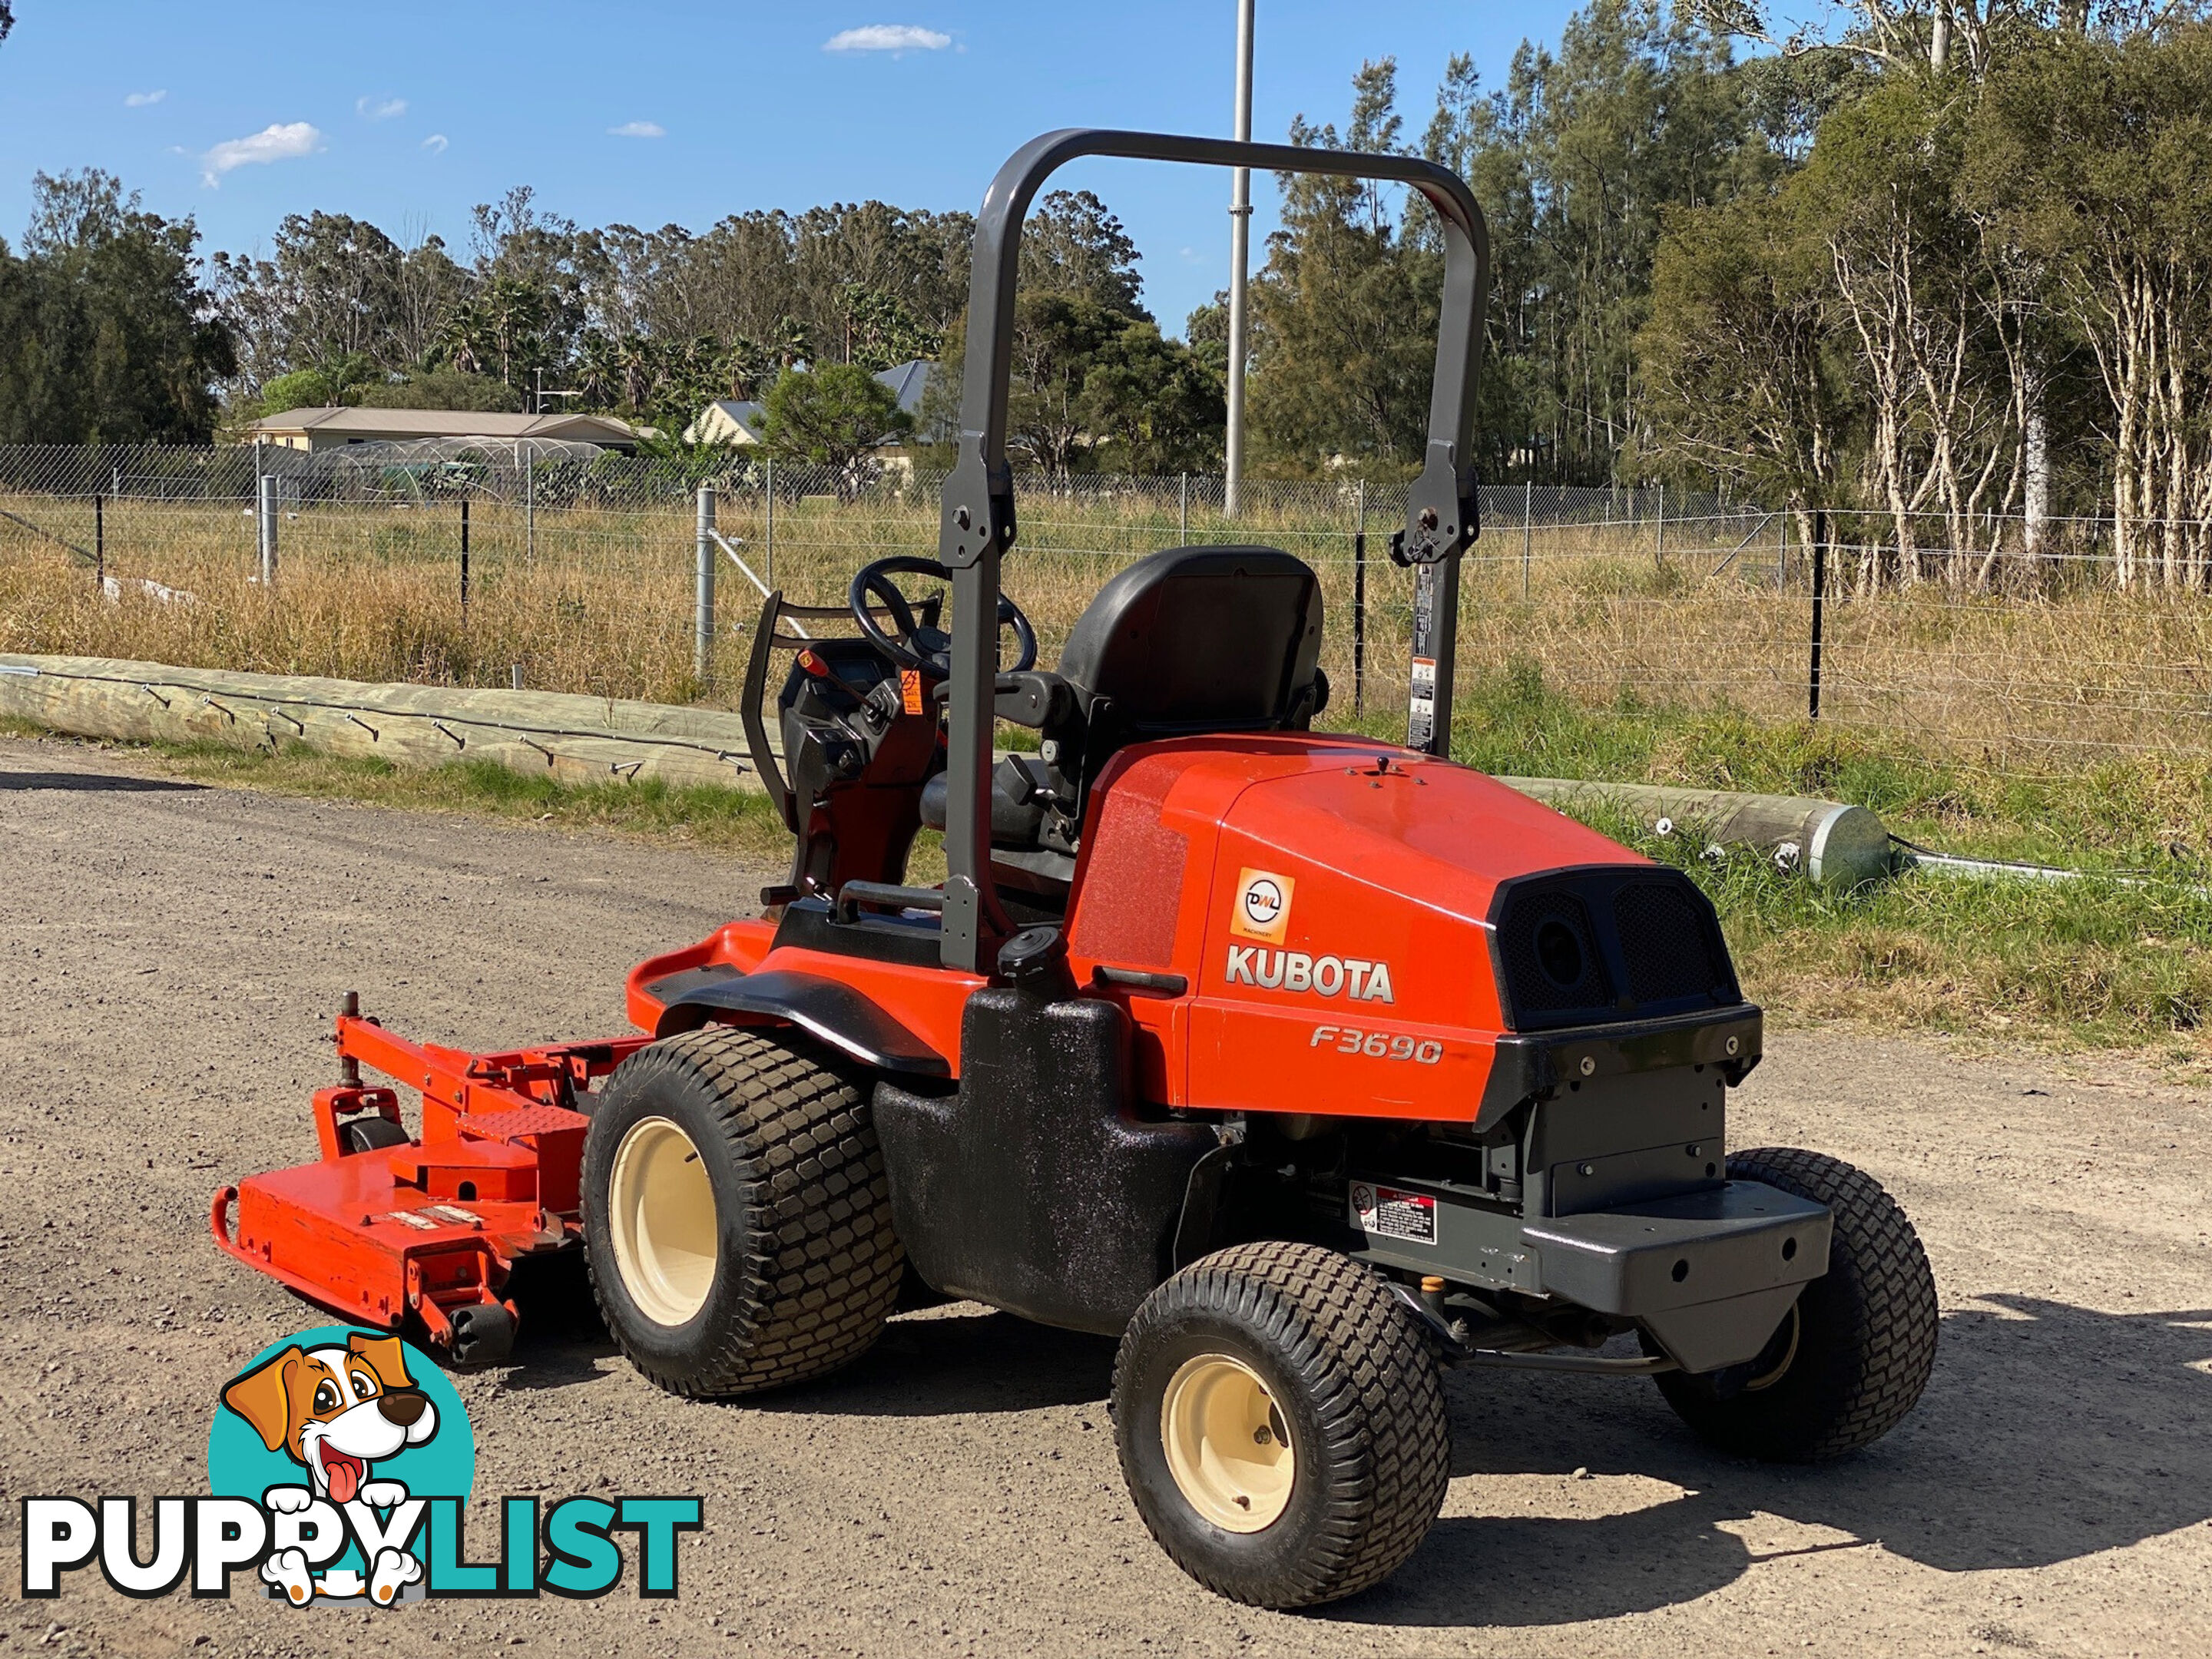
[849,555,1038,680]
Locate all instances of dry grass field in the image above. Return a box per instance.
[8,488,2212,779]
[13,485,2212,1057]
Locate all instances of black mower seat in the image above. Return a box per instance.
[1056,545,1326,740]
[916,547,1327,875]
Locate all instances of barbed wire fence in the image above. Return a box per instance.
[3,441,2210,775]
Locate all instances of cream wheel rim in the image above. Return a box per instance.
[1161,1353,1296,1532]
[608,1115,718,1326]
[1743,1303,1802,1392]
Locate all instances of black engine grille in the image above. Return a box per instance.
[1491,866,1740,1031]
[1495,890,1613,1018]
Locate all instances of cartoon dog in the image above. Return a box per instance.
[220,1331,437,1606]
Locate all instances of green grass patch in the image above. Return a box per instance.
[1337,657,2212,876]
[1328,661,2212,1055]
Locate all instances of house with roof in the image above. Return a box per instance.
[683,400,765,447]
[683,361,936,459]
[242,407,652,454]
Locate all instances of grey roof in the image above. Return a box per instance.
[247,407,649,443]
[700,399,765,431]
[874,359,931,416]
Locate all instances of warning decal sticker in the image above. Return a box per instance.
[1407,657,1438,748]
[1351,1183,1438,1247]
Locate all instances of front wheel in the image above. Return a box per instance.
[1654,1147,1938,1461]
[1112,1241,1449,1608]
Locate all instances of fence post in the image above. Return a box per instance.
[257,475,279,586]
[764,457,776,588]
[695,484,717,685]
[94,495,104,592]
[459,497,470,610]
[1809,508,1828,721]
[525,448,535,566]
[1180,471,1189,543]
[1654,483,1666,568]
[1353,478,1367,719]
[1522,478,1533,601]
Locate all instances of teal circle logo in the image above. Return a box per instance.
[207,1326,474,1607]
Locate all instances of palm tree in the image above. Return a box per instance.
[614,333,661,412]
[719,335,771,402]
[482,276,548,388]
[436,300,492,377]
[770,314,811,370]
[573,330,621,409]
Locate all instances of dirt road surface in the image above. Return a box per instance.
[2,733,2207,1658]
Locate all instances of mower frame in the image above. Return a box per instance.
[930,129,1492,973]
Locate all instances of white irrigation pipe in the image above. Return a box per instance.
[1886,836,2183,890]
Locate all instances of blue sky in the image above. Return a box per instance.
[0,2,1579,336]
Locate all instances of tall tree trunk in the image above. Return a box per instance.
[2022,359,2049,568]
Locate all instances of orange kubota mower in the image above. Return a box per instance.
[216,130,1939,1608]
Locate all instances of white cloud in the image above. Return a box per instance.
[823,25,951,54]
[357,95,408,121]
[124,90,167,108]
[200,121,325,186]
[421,134,449,155]
[608,121,665,138]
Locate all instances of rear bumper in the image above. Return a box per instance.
[1350,1177,1830,1373]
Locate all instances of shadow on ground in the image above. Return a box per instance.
[1345,1295,2212,1628]
[494,1271,1115,1415]
[0,769,202,793]
[484,1283,2212,1628]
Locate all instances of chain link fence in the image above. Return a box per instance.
[3,442,2210,773]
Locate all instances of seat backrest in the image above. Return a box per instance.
[1055,545,1325,738]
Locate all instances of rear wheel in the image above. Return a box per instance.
[581,1026,903,1396]
[1112,1241,1449,1608]
[1654,1147,1937,1461]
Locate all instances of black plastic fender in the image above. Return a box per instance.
[874,988,1217,1334]
[641,964,950,1078]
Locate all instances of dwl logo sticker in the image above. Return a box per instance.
[21,1325,701,1606]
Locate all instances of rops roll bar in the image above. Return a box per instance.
[934,129,1492,973]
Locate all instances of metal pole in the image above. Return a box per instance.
[1179,470,1189,543]
[764,456,777,588]
[459,497,470,610]
[1522,478,1533,601]
[1352,478,1366,719]
[94,495,104,591]
[525,446,535,566]
[695,485,717,684]
[1223,0,1257,519]
[1654,482,1665,568]
[257,475,279,586]
[1809,508,1828,721]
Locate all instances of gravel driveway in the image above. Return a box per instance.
[2,734,2207,1658]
